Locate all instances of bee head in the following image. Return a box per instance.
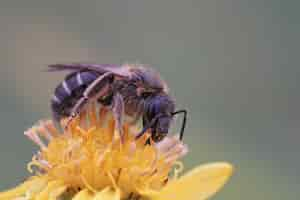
[151,115,172,142]
[143,94,175,142]
[136,94,187,142]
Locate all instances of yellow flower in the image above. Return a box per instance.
[0,104,233,200]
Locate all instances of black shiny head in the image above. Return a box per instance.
[151,114,172,142]
[136,94,187,142]
[150,110,187,142]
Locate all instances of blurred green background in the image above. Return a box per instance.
[0,0,299,199]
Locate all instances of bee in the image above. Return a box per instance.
[48,63,187,142]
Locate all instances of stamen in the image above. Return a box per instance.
[97,146,111,166]
[155,136,179,153]
[27,158,50,173]
[76,126,87,136]
[79,110,88,130]
[127,142,136,157]
[88,102,98,127]
[99,107,109,127]
[172,161,184,180]
[39,159,51,168]
[80,175,97,193]
[107,172,118,191]
[37,121,53,141]
[24,129,46,150]
[44,120,60,136]
[164,143,188,162]
[107,117,115,137]
[139,150,158,176]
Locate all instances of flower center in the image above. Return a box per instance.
[25,105,188,199]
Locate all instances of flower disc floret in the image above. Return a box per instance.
[25,105,188,199]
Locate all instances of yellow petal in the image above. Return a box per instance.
[49,185,67,200]
[0,177,47,200]
[93,187,120,200]
[72,189,94,200]
[150,162,233,200]
[35,180,65,199]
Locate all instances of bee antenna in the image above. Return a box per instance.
[172,109,187,141]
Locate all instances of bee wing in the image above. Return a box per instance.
[47,63,131,77]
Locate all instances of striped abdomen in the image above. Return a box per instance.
[51,71,99,120]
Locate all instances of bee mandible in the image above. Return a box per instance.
[48,63,187,142]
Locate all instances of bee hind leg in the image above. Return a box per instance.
[112,93,125,142]
[65,72,114,129]
[64,96,89,129]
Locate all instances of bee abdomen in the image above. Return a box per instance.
[67,71,99,91]
[51,71,99,116]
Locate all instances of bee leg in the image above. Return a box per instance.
[129,103,144,125]
[135,115,159,139]
[65,72,114,129]
[64,96,89,129]
[83,72,113,99]
[112,93,125,142]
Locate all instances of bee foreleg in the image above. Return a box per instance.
[112,93,125,142]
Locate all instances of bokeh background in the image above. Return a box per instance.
[0,0,299,199]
